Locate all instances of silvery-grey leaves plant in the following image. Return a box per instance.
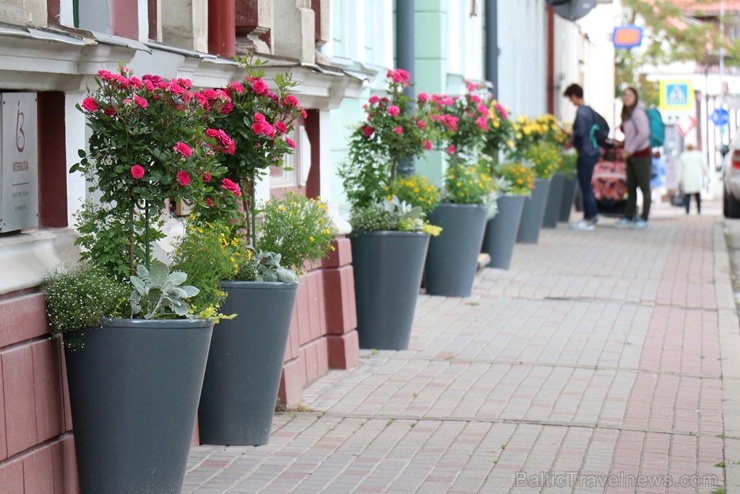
[130,263,200,319]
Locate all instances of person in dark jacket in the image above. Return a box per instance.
[563,83,602,231]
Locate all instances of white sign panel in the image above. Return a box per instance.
[1,93,38,232]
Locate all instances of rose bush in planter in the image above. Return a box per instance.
[339,68,441,350]
[44,67,240,494]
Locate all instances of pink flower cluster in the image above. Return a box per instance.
[430,114,459,132]
[386,69,411,87]
[220,178,241,197]
[493,103,509,120]
[206,128,236,155]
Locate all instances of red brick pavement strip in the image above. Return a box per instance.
[183,210,734,493]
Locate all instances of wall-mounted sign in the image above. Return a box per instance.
[1,93,38,233]
[613,26,643,48]
[659,81,694,111]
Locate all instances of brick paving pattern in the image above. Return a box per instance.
[183,207,733,493]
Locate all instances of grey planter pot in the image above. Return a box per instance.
[351,231,429,350]
[482,194,525,270]
[559,175,577,222]
[425,203,488,297]
[516,178,551,244]
[65,318,214,494]
[542,173,566,228]
[198,281,298,446]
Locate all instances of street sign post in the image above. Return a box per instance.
[659,81,694,111]
[712,108,730,126]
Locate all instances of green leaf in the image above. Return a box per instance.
[148,263,169,287]
[167,271,188,286]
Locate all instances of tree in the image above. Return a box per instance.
[618,0,740,101]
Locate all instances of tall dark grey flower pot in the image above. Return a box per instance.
[65,318,214,494]
[198,281,298,446]
[542,173,566,228]
[351,231,429,350]
[559,175,577,222]
[516,178,551,244]
[482,194,525,270]
[425,203,488,297]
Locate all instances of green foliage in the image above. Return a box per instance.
[390,174,441,214]
[74,200,164,282]
[248,250,298,283]
[171,219,246,319]
[339,69,438,210]
[559,151,578,179]
[494,162,535,196]
[129,263,199,319]
[523,141,563,179]
[43,263,129,350]
[443,161,495,205]
[256,191,337,274]
[350,196,442,236]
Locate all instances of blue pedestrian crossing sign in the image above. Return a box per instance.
[659,80,694,110]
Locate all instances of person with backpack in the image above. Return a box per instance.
[616,86,652,228]
[563,83,604,231]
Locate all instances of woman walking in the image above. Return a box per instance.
[616,87,652,228]
[676,143,707,214]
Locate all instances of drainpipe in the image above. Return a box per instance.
[208,0,235,57]
[485,0,498,99]
[547,5,555,115]
[396,0,415,175]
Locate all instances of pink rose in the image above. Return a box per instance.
[387,105,400,117]
[220,102,234,114]
[228,82,245,94]
[369,95,380,105]
[81,98,99,112]
[173,142,193,157]
[168,80,185,95]
[477,104,488,115]
[128,77,142,88]
[470,95,481,104]
[221,178,241,197]
[282,95,300,107]
[417,120,426,129]
[252,121,265,135]
[177,171,191,186]
[286,137,296,149]
[300,109,308,119]
[97,70,113,81]
[206,128,220,138]
[202,89,217,100]
[361,125,374,138]
[275,121,288,134]
[143,80,155,92]
[424,140,433,151]
[130,164,145,179]
[495,103,508,120]
[104,107,116,117]
[447,145,457,155]
[263,123,275,138]
[205,197,215,207]
[202,172,212,182]
[133,95,148,109]
[418,92,430,103]
[393,126,403,135]
[254,112,266,123]
[476,116,488,131]
[251,78,269,95]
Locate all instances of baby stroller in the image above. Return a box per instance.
[592,147,627,217]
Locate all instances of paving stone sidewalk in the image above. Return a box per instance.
[183,202,739,494]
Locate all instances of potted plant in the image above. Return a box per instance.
[190,60,336,447]
[533,114,570,228]
[424,82,496,297]
[558,149,578,222]
[339,68,440,350]
[482,162,535,269]
[179,192,336,447]
[509,116,561,244]
[45,68,239,494]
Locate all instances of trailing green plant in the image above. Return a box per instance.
[43,263,130,350]
[390,174,441,214]
[256,191,337,274]
[339,69,439,210]
[129,263,199,319]
[350,196,442,236]
[443,161,496,205]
